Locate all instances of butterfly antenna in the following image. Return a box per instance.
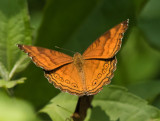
[55,46,75,54]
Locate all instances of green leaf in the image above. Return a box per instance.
[14,62,60,108]
[152,96,160,109]
[138,0,160,49]
[0,91,40,121]
[85,107,110,121]
[133,0,148,16]
[0,77,26,88]
[40,85,160,121]
[0,62,9,81]
[128,80,160,101]
[87,85,160,121]
[9,55,29,80]
[0,0,32,74]
[40,93,78,121]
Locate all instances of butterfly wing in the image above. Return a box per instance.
[83,57,117,95]
[82,20,129,95]
[18,19,129,96]
[18,45,73,71]
[83,19,129,59]
[44,63,85,96]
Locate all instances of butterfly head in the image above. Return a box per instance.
[73,52,83,61]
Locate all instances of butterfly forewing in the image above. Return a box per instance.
[18,45,73,71]
[82,19,129,59]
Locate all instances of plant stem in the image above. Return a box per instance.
[72,95,94,121]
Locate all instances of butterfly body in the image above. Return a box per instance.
[73,52,84,72]
[73,52,88,93]
[18,19,129,96]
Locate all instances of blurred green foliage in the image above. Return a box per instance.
[0,0,160,121]
[0,91,40,121]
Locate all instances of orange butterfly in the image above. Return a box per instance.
[18,19,129,96]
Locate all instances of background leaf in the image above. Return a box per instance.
[0,62,9,81]
[87,85,160,121]
[40,93,78,121]
[0,0,32,79]
[138,0,160,49]
[113,27,160,85]
[0,91,40,121]
[85,107,110,121]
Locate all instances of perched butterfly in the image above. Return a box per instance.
[18,19,129,96]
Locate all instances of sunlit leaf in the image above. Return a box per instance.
[40,93,78,121]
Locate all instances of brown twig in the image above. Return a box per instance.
[72,95,94,121]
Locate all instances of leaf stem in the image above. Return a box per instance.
[9,56,28,79]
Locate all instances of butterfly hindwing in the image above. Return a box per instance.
[83,19,129,59]
[44,63,85,96]
[18,45,73,71]
[83,57,117,95]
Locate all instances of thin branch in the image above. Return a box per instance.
[72,95,94,121]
